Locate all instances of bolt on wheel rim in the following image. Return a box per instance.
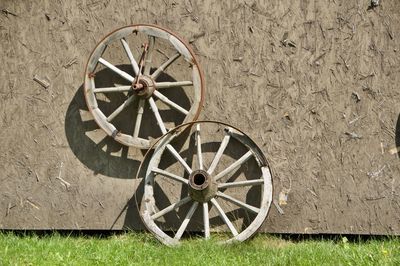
[84,24,205,149]
[137,121,273,246]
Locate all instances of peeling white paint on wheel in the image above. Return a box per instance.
[138,121,273,246]
[84,24,204,148]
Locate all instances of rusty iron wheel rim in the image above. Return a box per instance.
[83,24,205,149]
[136,121,273,246]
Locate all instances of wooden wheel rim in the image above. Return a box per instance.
[137,121,273,246]
[84,24,205,149]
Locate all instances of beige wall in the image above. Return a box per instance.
[0,0,399,234]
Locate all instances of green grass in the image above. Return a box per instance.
[0,232,399,266]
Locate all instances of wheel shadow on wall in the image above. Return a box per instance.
[65,64,190,179]
[123,128,263,233]
[65,64,191,228]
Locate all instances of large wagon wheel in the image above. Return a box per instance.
[84,24,204,149]
[138,121,273,246]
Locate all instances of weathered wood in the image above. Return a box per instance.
[214,150,253,181]
[133,99,145,138]
[166,144,192,174]
[174,202,198,240]
[152,167,189,184]
[121,38,139,75]
[141,122,273,245]
[155,81,193,89]
[98,57,134,83]
[207,132,230,175]
[211,198,238,236]
[196,124,203,170]
[153,90,189,115]
[115,135,150,148]
[3,0,399,238]
[83,25,204,148]
[91,108,117,137]
[150,197,191,220]
[218,179,264,189]
[148,97,167,134]
[106,95,136,122]
[144,36,155,76]
[151,53,181,79]
[217,191,260,214]
[93,86,131,93]
[203,202,210,238]
[169,35,193,62]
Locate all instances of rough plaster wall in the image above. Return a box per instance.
[0,0,399,234]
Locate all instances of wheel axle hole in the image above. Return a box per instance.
[193,173,206,186]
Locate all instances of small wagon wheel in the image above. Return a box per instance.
[84,24,204,149]
[138,121,273,246]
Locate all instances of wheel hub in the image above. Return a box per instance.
[188,169,217,202]
[132,75,155,98]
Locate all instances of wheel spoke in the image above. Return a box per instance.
[152,167,188,185]
[98,57,134,83]
[217,191,260,214]
[144,36,155,75]
[149,96,192,174]
[93,86,131,93]
[121,38,139,76]
[207,132,231,175]
[150,196,191,220]
[151,53,180,80]
[174,202,199,240]
[218,179,264,189]
[133,99,145,138]
[148,97,167,134]
[166,144,192,174]
[196,124,203,170]
[210,198,238,236]
[203,202,210,239]
[155,81,193,89]
[153,90,189,115]
[214,150,253,182]
[106,95,135,122]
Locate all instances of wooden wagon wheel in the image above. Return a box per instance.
[138,121,273,246]
[84,24,204,149]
